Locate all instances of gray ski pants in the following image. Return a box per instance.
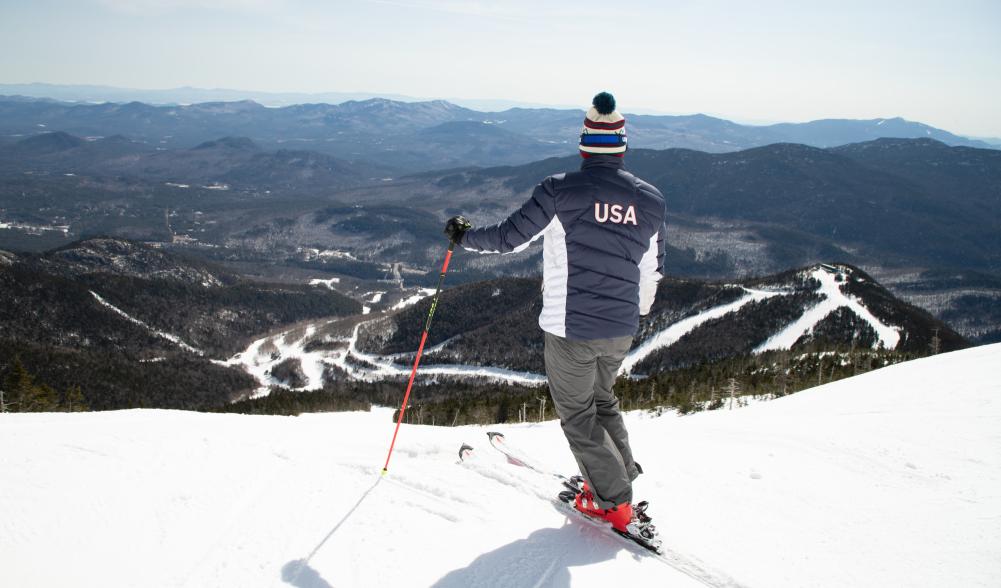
[544,331,639,508]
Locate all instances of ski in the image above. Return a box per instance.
[486,431,566,480]
[458,434,744,588]
[485,431,664,555]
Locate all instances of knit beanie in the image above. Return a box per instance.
[579,91,627,157]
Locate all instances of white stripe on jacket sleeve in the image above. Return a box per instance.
[637,231,662,316]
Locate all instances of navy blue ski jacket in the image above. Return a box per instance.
[462,155,666,340]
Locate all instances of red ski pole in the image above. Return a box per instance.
[381,239,457,475]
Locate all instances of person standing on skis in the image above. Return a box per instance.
[443,92,666,533]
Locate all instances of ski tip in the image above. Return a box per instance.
[459,443,474,461]
[486,431,504,441]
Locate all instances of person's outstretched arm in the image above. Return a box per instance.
[460,177,558,254]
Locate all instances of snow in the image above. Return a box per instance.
[308,277,340,290]
[302,248,359,262]
[90,290,203,355]
[392,288,437,310]
[228,266,907,391]
[2,344,999,587]
[755,268,900,352]
[224,315,547,393]
[619,287,780,375]
[221,323,336,395]
[620,267,903,376]
[0,220,71,234]
[334,324,547,385]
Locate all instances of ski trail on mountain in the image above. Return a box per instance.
[619,288,780,375]
[755,268,901,352]
[90,290,203,354]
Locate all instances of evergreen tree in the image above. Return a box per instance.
[4,357,33,412]
[63,385,89,412]
[25,384,59,412]
[3,356,61,412]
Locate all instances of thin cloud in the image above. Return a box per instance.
[96,0,287,15]
[357,0,625,22]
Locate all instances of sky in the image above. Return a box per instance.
[1,0,999,136]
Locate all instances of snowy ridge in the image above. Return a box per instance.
[619,287,781,375]
[3,344,999,587]
[90,290,203,355]
[755,267,901,352]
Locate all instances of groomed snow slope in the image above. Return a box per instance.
[2,344,999,587]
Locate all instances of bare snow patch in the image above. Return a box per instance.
[308,277,340,290]
[392,288,437,311]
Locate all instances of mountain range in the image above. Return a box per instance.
[1,95,993,173]
[2,125,999,344]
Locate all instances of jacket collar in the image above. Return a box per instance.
[580,154,626,172]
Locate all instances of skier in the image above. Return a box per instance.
[443,92,666,534]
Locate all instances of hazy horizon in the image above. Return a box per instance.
[1,0,999,136]
[2,80,997,139]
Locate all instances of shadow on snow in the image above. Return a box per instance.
[281,476,384,588]
[431,517,631,588]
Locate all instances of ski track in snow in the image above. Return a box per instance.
[463,442,746,588]
[755,268,901,352]
[4,344,1000,587]
[90,290,203,355]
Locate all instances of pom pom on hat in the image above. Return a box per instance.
[580,91,627,156]
[592,92,616,115]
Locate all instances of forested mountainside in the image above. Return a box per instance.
[357,263,964,375]
[0,238,360,410]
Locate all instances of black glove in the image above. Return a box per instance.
[444,215,472,244]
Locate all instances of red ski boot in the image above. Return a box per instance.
[573,481,635,532]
